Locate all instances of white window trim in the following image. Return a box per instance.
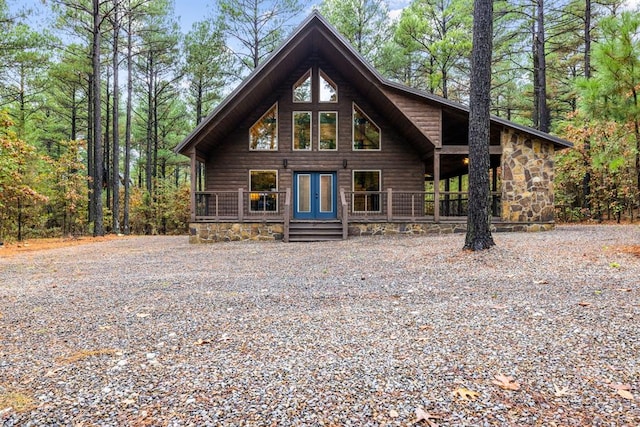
[318,111,338,151]
[319,69,338,103]
[292,111,312,151]
[352,169,382,213]
[352,102,381,151]
[293,69,313,103]
[249,169,279,212]
[249,103,278,151]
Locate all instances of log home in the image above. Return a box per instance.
[175,11,572,243]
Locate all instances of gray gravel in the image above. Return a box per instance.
[1,225,639,426]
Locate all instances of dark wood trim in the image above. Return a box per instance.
[440,145,502,155]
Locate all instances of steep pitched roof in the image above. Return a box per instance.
[175,11,572,156]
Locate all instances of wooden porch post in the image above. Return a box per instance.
[238,188,244,222]
[284,187,290,243]
[189,151,196,222]
[434,148,441,223]
[387,188,393,221]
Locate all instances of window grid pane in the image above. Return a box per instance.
[293,112,312,150]
[319,71,337,102]
[353,105,380,150]
[319,112,337,150]
[293,70,312,102]
[250,170,277,212]
[250,104,278,150]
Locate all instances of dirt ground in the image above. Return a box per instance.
[2,231,639,258]
[0,235,131,257]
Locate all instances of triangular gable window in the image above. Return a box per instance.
[319,70,337,102]
[293,70,312,102]
[353,103,380,150]
[250,103,278,150]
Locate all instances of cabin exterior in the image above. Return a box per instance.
[175,12,571,243]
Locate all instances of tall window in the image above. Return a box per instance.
[319,112,337,150]
[353,170,381,212]
[293,111,312,150]
[250,104,278,150]
[319,70,337,102]
[293,70,312,102]
[353,104,380,150]
[250,170,278,212]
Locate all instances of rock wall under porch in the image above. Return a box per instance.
[501,130,555,223]
[189,223,284,243]
[189,221,555,243]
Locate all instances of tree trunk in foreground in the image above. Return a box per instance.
[464,0,495,251]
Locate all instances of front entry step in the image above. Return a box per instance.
[288,221,344,242]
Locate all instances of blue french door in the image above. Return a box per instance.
[294,172,337,219]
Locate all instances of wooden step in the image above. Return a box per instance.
[287,221,344,242]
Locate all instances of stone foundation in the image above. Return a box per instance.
[189,221,554,243]
[349,222,555,236]
[189,222,284,243]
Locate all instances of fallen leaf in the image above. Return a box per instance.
[608,383,631,391]
[415,407,441,426]
[553,383,570,397]
[617,389,634,400]
[452,387,480,400]
[533,279,549,285]
[577,302,592,307]
[492,374,520,391]
[136,313,151,318]
[194,338,212,345]
[616,288,632,292]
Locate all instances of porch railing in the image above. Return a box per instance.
[195,189,288,221]
[194,188,501,222]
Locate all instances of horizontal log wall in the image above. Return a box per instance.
[205,54,425,196]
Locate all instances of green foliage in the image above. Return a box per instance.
[318,0,390,67]
[394,0,472,99]
[216,0,304,71]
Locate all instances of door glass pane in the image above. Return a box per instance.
[319,174,333,212]
[298,174,311,212]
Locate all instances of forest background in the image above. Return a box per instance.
[1,0,640,242]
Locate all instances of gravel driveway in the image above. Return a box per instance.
[1,225,639,426]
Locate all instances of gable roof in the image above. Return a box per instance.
[175,11,572,156]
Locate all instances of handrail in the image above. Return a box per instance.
[193,189,501,222]
[340,188,348,240]
[284,188,291,242]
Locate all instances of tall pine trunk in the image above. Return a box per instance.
[464,0,495,251]
[535,0,550,132]
[123,0,133,235]
[582,0,592,210]
[92,0,104,236]
[112,0,120,234]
